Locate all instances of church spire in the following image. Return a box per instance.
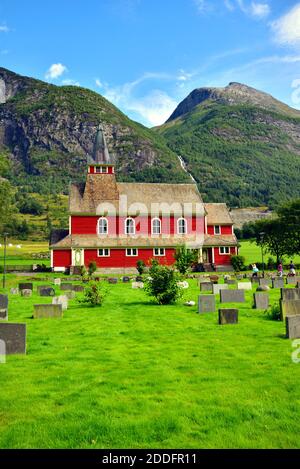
[92,124,111,164]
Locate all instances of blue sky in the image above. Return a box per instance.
[1,0,300,126]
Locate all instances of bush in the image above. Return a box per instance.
[78,281,106,307]
[145,262,182,305]
[230,255,246,272]
[19,198,44,215]
[264,304,281,321]
[88,261,97,277]
[174,246,198,275]
[136,260,146,275]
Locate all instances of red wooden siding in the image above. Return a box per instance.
[213,246,236,265]
[89,166,114,174]
[84,248,176,268]
[53,250,72,267]
[207,225,233,235]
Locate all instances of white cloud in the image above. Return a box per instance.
[194,0,213,13]
[61,79,80,86]
[224,0,270,18]
[0,25,10,33]
[95,78,103,88]
[272,3,300,47]
[45,63,67,80]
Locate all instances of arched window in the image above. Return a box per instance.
[152,218,161,235]
[125,217,135,235]
[98,217,108,234]
[177,218,187,235]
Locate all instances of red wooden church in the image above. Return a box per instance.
[50,126,238,273]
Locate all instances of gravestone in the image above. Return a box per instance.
[65,291,76,300]
[236,275,244,280]
[107,278,118,284]
[218,309,239,325]
[281,288,300,301]
[132,282,144,289]
[225,279,237,285]
[259,278,271,287]
[198,277,210,284]
[220,289,245,303]
[39,287,55,297]
[10,288,19,295]
[0,294,8,320]
[280,300,300,320]
[184,300,196,307]
[37,285,52,294]
[212,284,228,295]
[0,323,26,354]
[256,285,270,292]
[54,278,61,286]
[251,277,259,284]
[286,315,300,339]
[198,295,216,313]
[136,276,143,282]
[209,275,219,284]
[272,278,284,289]
[33,304,63,319]
[21,289,32,297]
[61,283,73,291]
[72,285,84,292]
[253,293,269,310]
[200,282,213,292]
[237,282,252,291]
[286,277,299,285]
[122,276,130,283]
[52,295,68,311]
[19,283,33,291]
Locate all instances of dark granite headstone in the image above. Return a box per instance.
[286,315,300,339]
[253,292,269,310]
[218,309,239,325]
[122,277,130,283]
[108,278,118,284]
[0,294,8,320]
[281,288,300,301]
[200,282,213,292]
[136,276,143,282]
[19,283,33,291]
[0,323,26,354]
[39,287,55,297]
[220,289,245,303]
[72,285,84,292]
[272,278,284,289]
[33,304,63,318]
[198,295,216,313]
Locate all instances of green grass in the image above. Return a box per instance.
[0,274,299,448]
[239,240,300,265]
[0,241,50,266]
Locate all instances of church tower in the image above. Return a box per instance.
[87,125,115,175]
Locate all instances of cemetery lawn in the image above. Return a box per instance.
[239,240,300,265]
[1,275,300,449]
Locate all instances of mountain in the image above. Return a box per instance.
[157,82,300,208]
[0,67,189,197]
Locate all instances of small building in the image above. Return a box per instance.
[50,126,238,273]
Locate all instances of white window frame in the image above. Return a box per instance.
[214,225,221,235]
[98,248,110,257]
[97,217,108,235]
[219,246,230,255]
[95,166,108,174]
[125,217,135,235]
[151,218,161,235]
[126,248,138,257]
[177,217,187,235]
[153,248,165,257]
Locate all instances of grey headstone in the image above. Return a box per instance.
[218,309,239,325]
[198,295,216,313]
[33,304,63,319]
[220,289,245,303]
[19,283,33,291]
[39,287,55,297]
[280,300,300,320]
[10,288,19,295]
[286,277,299,285]
[213,284,229,295]
[65,291,76,300]
[52,295,68,311]
[259,278,271,287]
[286,315,300,339]
[72,285,84,292]
[0,323,26,354]
[251,277,259,284]
[132,282,144,289]
[256,285,270,292]
[61,283,73,291]
[54,278,61,286]
[236,275,244,280]
[253,292,269,310]
[21,289,32,297]
[272,278,284,289]
[200,282,213,292]
[122,276,130,283]
[281,288,300,301]
[225,279,237,285]
[0,294,8,320]
[107,278,118,284]
[237,282,252,291]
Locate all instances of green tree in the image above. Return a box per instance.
[174,245,198,275]
[0,179,15,232]
[145,261,182,305]
[253,219,287,264]
[277,199,300,256]
[78,281,106,307]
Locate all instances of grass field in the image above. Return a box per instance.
[0,241,50,266]
[239,240,300,266]
[0,274,299,449]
